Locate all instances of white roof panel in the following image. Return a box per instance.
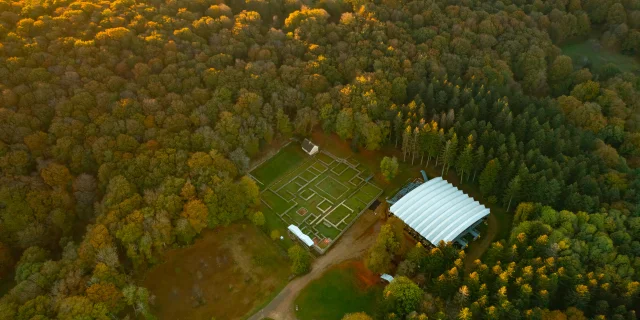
[288,225,315,247]
[389,177,489,245]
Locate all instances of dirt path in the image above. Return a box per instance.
[464,213,498,272]
[247,211,382,320]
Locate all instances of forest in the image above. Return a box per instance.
[0,0,639,319]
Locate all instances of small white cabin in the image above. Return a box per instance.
[302,139,319,156]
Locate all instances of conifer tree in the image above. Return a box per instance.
[480,159,500,197]
[440,133,458,175]
[456,143,474,182]
[402,125,412,162]
[504,176,522,212]
[394,111,403,148]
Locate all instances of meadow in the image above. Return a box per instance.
[562,39,640,75]
[142,224,289,320]
[294,261,383,320]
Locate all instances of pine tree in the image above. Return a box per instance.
[402,125,412,162]
[394,111,403,148]
[420,122,429,165]
[432,128,444,167]
[456,143,474,182]
[472,145,485,182]
[440,133,458,176]
[412,126,421,165]
[479,159,500,197]
[504,175,522,212]
[425,121,439,166]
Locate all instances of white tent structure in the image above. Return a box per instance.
[288,225,315,247]
[389,177,489,246]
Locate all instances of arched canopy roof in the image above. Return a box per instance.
[389,177,489,244]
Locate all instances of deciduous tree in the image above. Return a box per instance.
[288,245,311,275]
[383,276,423,317]
[366,224,400,274]
[380,157,399,182]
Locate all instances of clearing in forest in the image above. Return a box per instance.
[250,141,382,253]
[562,39,640,75]
[142,224,289,320]
[294,260,383,320]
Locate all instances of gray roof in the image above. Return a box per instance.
[302,139,316,152]
[389,177,489,245]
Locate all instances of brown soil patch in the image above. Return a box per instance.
[348,260,379,289]
[142,224,289,320]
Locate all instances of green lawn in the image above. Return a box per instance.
[290,206,309,224]
[300,170,316,181]
[262,208,294,249]
[310,162,326,172]
[344,196,365,211]
[316,177,350,199]
[317,152,335,165]
[252,143,306,188]
[361,184,383,197]
[295,263,382,320]
[326,204,353,225]
[332,162,348,174]
[337,167,359,183]
[262,190,290,212]
[315,223,341,240]
[253,141,383,252]
[562,39,640,75]
[318,200,332,211]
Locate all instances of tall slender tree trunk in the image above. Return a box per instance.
[441,163,445,176]
[472,170,477,182]
[420,152,424,165]
[395,136,398,148]
[411,150,415,165]
[507,197,513,212]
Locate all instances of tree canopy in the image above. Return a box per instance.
[0,0,639,318]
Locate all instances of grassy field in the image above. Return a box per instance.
[251,143,307,188]
[251,143,382,252]
[562,39,640,74]
[295,261,383,320]
[142,223,289,320]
